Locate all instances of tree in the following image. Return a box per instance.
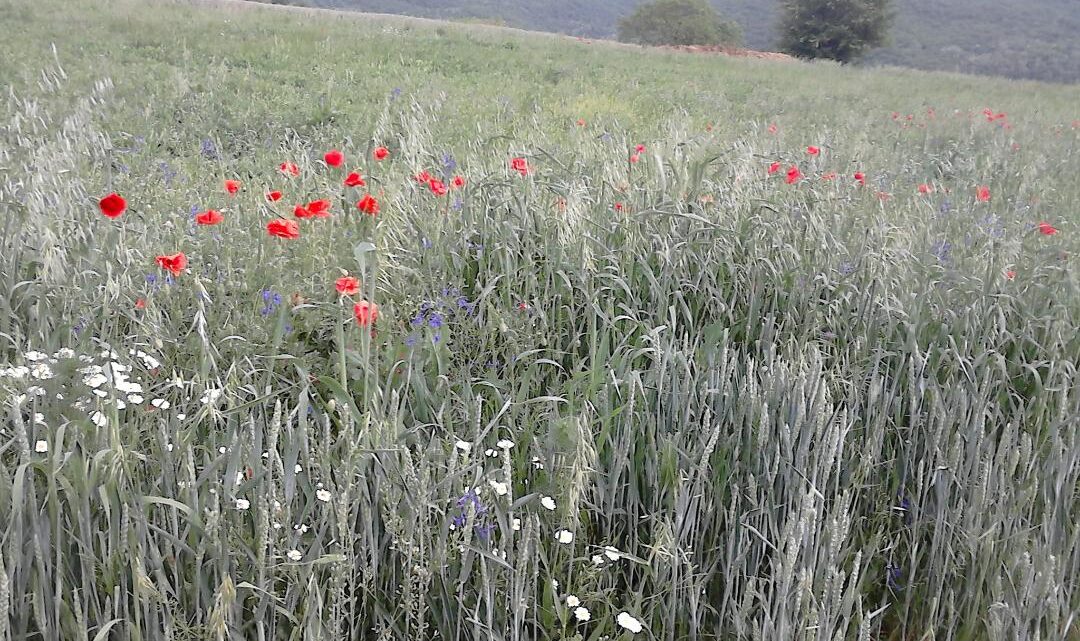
[778,0,892,63]
[617,0,743,48]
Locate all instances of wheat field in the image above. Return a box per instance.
[0,0,1078,639]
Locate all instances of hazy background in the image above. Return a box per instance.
[262,0,1080,83]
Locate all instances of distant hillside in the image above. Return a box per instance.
[274,0,1080,83]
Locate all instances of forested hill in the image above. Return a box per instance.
[269,0,1080,84]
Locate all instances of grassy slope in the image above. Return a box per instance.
[290,0,1080,83]
[0,0,1078,639]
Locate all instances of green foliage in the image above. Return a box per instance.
[616,0,742,47]
[778,0,892,62]
[1,0,1080,640]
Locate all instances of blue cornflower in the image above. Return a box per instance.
[930,240,952,264]
[405,335,418,347]
[428,313,444,329]
[886,565,903,590]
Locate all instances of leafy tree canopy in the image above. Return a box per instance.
[617,0,742,47]
[778,0,892,63]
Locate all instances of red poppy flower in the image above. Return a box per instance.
[335,276,360,296]
[629,154,640,164]
[806,146,820,156]
[451,175,466,189]
[225,179,241,194]
[576,118,586,127]
[614,202,624,211]
[155,252,188,276]
[854,172,866,186]
[1037,222,1059,236]
[414,170,432,184]
[767,123,778,134]
[196,209,224,226]
[785,166,802,184]
[511,157,529,176]
[428,178,448,197]
[1004,270,1016,280]
[976,186,991,202]
[768,162,781,176]
[266,190,283,202]
[373,146,389,161]
[306,199,332,217]
[357,194,379,215]
[918,184,933,194]
[324,149,344,167]
[135,298,146,310]
[267,218,300,239]
[353,300,379,327]
[344,172,366,187]
[280,162,300,176]
[293,205,313,219]
[99,193,126,219]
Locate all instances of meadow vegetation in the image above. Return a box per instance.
[0,0,1078,639]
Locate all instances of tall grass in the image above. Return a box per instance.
[1,0,1078,640]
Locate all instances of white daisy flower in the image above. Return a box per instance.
[616,612,643,633]
[294,464,302,474]
[488,480,509,496]
[218,446,227,454]
[455,440,471,453]
[485,448,497,457]
[497,439,514,449]
[127,394,144,405]
[286,549,302,562]
[33,413,46,425]
[30,363,54,380]
[603,545,622,561]
[235,498,250,510]
[24,350,47,362]
[165,443,174,452]
[55,348,75,359]
[540,496,556,510]
[176,413,187,421]
[566,595,580,607]
[83,373,107,388]
[200,389,222,405]
[512,518,521,531]
[91,411,108,428]
[316,489,332,502]
[591,554,605,565]
[555,529,574,544]
[92,390,109,398]
[574,606,591,622]
[151,398,170,409]
[34,440,48,453]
